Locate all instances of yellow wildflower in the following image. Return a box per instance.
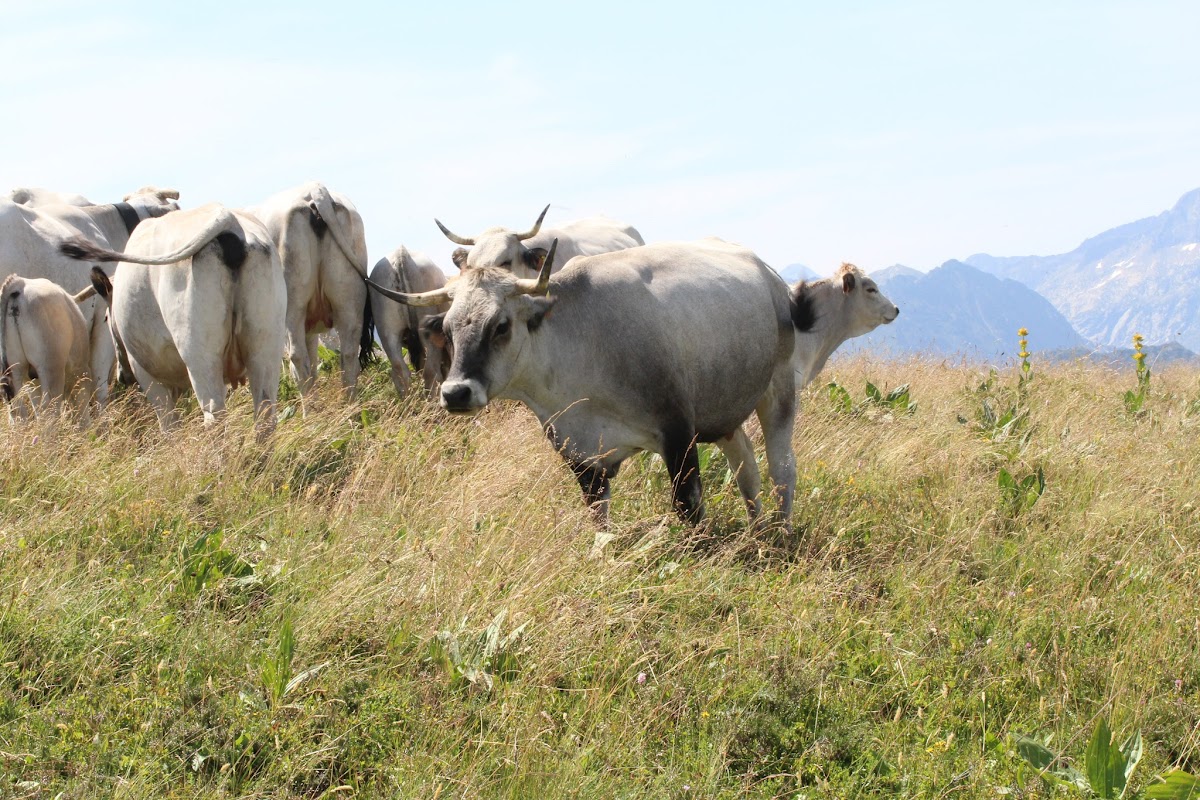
[1017,327,1028,337]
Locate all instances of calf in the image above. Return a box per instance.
[0,275,96,423]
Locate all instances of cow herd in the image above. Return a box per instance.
[1,182,899,525]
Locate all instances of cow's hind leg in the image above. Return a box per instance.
[716,426,763,519]
[663,423,704,524]
[331,288,366,397]
[755,374,797,521]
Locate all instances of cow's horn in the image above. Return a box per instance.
[516,204,550,241]
[514,238,557,296]
[365,278,451,307]
[435,218,475,246]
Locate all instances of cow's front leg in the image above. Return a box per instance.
[663,425,704,524]
[571,461,613,524]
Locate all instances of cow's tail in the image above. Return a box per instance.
[392,248,425,371]
[0,275,22,402]
[306,184,375,367]
[60,207,236,266]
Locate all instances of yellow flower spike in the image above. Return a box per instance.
[1017,328,1028,337]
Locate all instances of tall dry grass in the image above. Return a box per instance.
[0,353,1198,798]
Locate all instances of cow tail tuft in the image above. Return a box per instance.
[358,292,377,369]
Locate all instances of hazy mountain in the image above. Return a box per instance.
[966,188,1200,351]
[777,263,819,283]
[843,260,1087,360]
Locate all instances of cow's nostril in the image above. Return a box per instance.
[442,383,472,408]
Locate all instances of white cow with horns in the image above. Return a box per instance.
[367,237,798,525]
[59,204,287,434]
[0,187,181,404]
[250,182,372,400]
[437,205,644,279]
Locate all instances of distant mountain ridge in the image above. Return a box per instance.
[966,188,1200,351]
[843,260,1087,361]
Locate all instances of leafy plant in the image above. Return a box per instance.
[179,530,255,597]
[998,466,1045,515]
[827,381,916,415]
[427,609,529,690]
[1124,333,1152,416]
[1014,718,1200,798]
[258,614,328,708]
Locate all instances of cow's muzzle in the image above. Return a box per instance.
[440,379,487,414]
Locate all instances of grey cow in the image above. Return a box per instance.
[368,237,797,525]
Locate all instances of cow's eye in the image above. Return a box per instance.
[500,260,512,269]
[866,286,878,294]
[495,319,511,338]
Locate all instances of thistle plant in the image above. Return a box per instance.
[1123,333,1151,416]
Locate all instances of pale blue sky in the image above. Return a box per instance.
[3,2,1197,274]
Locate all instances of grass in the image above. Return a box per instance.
[1,354,1199,798]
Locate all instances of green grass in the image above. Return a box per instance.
[1,355,1199,798]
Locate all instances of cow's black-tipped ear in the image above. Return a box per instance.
[90,267,113,303]
[451,248,469,270]
[842,271,856,294]
[522,295,556,332]
[522,247,548,271]
[420,313,447,349]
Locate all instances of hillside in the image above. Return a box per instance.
[966,188,1200,350]
[3,359,1200,797]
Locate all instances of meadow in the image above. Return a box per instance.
[1,349,1199,799]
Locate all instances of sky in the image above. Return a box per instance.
[3,1,1198,276]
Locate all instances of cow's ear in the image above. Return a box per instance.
[842,271,856,294]
[90,267,113,304]
[521,295,556,332]
[522,247,548,271]
[420,313,447,349]
[451,248,469,270]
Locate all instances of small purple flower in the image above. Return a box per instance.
[1176,679,1184,693]
[31,435,39,445]
[636,672,647,685]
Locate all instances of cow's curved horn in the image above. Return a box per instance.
[514,238,557,296]
[365,278,452,307]
[516,204,550,241]
[435,218,475,246]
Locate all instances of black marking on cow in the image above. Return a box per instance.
[114,202,141,235]
[522,247,548,272]
[214,232,247,271]
[789,281,819,332]
[525,297,554,333]
[307,202,328,238]
[90,267,113,302]
[663,421,704,524]
[402,327,424,371]
[358,293,377,369]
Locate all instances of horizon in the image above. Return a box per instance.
[3,3,1198,274]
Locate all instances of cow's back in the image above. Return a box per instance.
[547,240,792,438]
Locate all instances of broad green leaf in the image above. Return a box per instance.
[1144,770,1200,799]
[1119,730,1142,796]
[1086,718,1117,799]
[1013,733,1057,772]
[998,468,1017,493]
[865,382,881,403]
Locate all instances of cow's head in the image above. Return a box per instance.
[123,186,181,220]
[436,205,551,280]
[836,262,899,336]
[366,240,558,413]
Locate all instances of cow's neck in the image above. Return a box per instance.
[793,280,854,390]
[81,203,139,250]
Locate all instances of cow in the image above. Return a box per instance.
[0,187,181,404]
[0,275,96,424]
[367,237,797,526]
[59,204,287,435]
[788,262,900,389]
[437,205,644,279]
[5,187,93,207]
[250,182,372,401]
[368,246,451,398]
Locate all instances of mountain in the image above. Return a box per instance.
[966,188,1200,351]
[777,262,819,283]
[843,260,1088,360]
